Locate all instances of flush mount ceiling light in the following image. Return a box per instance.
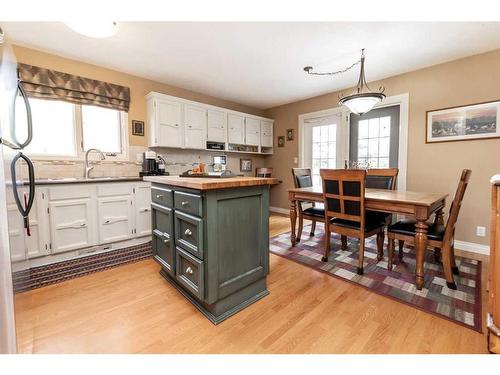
[63,21,118,38]
[304,49,385,115]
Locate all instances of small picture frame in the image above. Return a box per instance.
[132,120,145,136]
[277,136,285,147]
[286,128,294,141]
[240,158,252,172]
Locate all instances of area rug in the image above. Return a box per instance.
[270,226,482,332]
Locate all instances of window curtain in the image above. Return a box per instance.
[18,63,130,112]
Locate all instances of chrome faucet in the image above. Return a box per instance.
[84,148,105,178]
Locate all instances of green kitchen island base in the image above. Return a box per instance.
[144,176,278,325]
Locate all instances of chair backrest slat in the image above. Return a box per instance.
[444,169,472,242]
[366,168,399,190]
[320,169,366,225]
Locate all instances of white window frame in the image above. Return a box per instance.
[298,93,409,190]
[26,100,129,162]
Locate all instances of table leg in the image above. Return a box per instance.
[433,209,444,263]
[289,197,297,247]
[414,219,429,290]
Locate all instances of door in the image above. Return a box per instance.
[245,117,261,146]
[185,104,207,149]
[207,109,227,143]
[134,183,152,237]
[227,114,244,144]
[156,98,183,148]
[349,105,400,169]
[261,120,273,148]
[49,198,96,253]
[97,195,134,244]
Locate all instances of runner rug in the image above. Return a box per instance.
[270,226,482,332]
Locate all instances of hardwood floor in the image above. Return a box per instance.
[14,214,489,353]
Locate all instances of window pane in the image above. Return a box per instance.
[368,138,379,157]
[379,157,389,168]
[379,137,390,157]
[312,175,321,188]
[368,118,379,138]
[369,157,378,168]
[328,158,336,168]
[320,125,329,141]
[82,105,122,153]
[320,142,328,158]
[359,120,369,139]
[17,98,76,156]
[312,158,320,170]
[320,159,328,168]
[313,127,321,142]
[328,142,336,158]
[358,139,368,158]
[380,116,391,137]
[312,142,321,158]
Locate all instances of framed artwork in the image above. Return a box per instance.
[426,100,500,143]
[240,158,252,172]
[277,136,285,147]
[286,128,294,141]
[132,120,145,136]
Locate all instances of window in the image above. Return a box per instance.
[16,97,128,159]
[311,124,337,187]
[357,116,390,168]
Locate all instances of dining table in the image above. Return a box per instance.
[288,186,448,290]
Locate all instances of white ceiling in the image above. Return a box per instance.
[3,22,500,109]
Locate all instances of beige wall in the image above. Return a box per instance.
[12,44,265,147]
[264,48,500,246]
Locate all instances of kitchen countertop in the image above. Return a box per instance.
[26,176,144,185]
[143,175,279,190]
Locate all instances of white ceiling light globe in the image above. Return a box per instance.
[64,21,118,38]
[342,96,382,116]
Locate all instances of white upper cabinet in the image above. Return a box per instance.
[207,109,227,143]
[245,117,261,146]
[228,113,245,144]
[261,120,274,148]
[184,104,207,150]
[151,97,183,148]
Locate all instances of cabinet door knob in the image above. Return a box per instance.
[181,201,189,207]
[185,266,193,275]
[184,229,192,236]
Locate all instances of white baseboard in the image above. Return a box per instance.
[454,240,490,256]
[270,206,290,215]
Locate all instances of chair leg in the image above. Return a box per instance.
[322,225,330,262]
[387,237,395,270]
[310,220,316,236]
[450,245,459,275]
[398,240,405,261]
[341,235,347,250]
[357,236,365,275]
[434,247,442,263]
[297,213,303,242]
[376,231,384,261]
[441,244,457,289]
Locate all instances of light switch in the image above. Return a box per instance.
[293,157,298,164]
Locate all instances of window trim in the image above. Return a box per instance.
[25,100,129,162]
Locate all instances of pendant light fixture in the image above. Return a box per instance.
[304,49,385,115]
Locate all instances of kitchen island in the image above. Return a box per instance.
[143,176,278,324]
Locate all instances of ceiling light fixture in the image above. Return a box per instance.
[63,21,118,38]
[304,49,385,115]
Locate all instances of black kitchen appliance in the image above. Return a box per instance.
[140,151,169,177]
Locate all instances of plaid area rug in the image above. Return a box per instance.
[270,226,482,332]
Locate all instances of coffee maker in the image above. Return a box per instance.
[140,151,169,176]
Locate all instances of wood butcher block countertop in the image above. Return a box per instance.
[143,175,279,190]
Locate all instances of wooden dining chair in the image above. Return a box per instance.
[387,169,472,289]
[320,169,385,275]
[256,167,273,178]
[291,168,325,240]
[366,168,399,226]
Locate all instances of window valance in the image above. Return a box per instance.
[18,63,130,112]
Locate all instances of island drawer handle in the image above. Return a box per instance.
[163,238,170,244]
[185,267,193,275]
[181,201,189,207]
[156,194,163,199]
[184,229,192,236]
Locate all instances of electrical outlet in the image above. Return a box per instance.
[476,226,486,237]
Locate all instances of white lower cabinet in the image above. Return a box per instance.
[49,198,96,253]
[10,181,151,263]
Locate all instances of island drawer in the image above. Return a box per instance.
[174,191,203,217]
[175,211,204,259]
[151,186,173,207]
[151,203,173,236]
[152,230,175,276]
[176,247,204,300]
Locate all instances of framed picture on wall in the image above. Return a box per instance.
[240,158,252,172]
[132,120,145,136]
[277,136,285,147]
[286,128,294,141]
[426,100,500,143]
